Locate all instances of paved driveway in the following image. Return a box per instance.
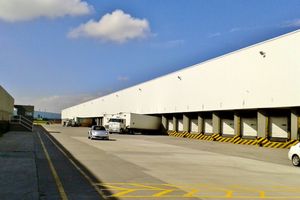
[42,124,300,200]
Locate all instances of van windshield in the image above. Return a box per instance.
[109,118,123,123]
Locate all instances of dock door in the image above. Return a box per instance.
[241,118,257,137]
[190,119,198,133]
[168,119,174,131]
[269,116,289,139]
[204,119,213,134]
[177,119,183,132]
[221,118,234,136]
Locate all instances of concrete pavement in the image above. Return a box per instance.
[2,124,300,199]
[0,127,108,200]
[42,124,300,199]
[0,131,39,200]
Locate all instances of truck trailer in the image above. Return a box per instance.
[108,112,161,134]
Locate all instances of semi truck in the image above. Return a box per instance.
[108,112,161,134]
[103,113,119,129]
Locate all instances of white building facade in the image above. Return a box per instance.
[62,30,300,141]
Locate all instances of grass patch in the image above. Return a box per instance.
[33,120,48,124]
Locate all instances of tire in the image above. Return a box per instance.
[292,155,300,166]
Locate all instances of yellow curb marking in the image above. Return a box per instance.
[37,132,68,200]
[42,131,107,199]
[96,183,300,198]
[152,189,174,197]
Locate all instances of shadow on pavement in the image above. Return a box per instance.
[48,131,61,133]
[91,139,117,142]
[37,125,119,200]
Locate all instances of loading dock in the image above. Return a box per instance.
[177,119,183,132]
[269,116,289,139]
[61,30,300,147]
[221,118,234,136]
[220,112,234,136]
[168,119,174,131]
[190,119,198,133]
[204,119,213,134]
[241,118,257,137]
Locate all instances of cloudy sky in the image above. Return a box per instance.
[1,0,300,113]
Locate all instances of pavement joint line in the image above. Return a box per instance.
[41,130,108,199]
[37,131,68,200]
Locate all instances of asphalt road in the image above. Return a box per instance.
[34,126,111,200]
[40,124,300,200]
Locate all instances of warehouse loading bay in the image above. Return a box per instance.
[37,123,300,200]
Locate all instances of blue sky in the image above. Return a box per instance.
[1,0,300,112]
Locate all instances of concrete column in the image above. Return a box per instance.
[96,118,100,125]
[234,112,241,137]
[96,118,103,126]
[173,116,178,132]
[291,110,299,140]
[161,115,168,132]
[198,113,204,133]
[213,112,220,134]
[183,114,190,132]
[257,110,268,138]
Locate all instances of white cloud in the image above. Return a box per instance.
[166,39,185,46]
[283,19,300,27]
[229,27,242,33]
[117,76,129,81]
[68,9,151,43]
[15,92,108,113]
[208,32,221,38]
[151,39,185,48]
[0,0,92,22]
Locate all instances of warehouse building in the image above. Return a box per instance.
[0,86,14,133]
[62,30,300,143]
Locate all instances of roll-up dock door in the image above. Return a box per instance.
[269,116,288,139]
[204,119,213,134]
[190,119,198,133]
[168,120,174,131]
[178,119,183,132]
[221,119,234,136]
[241,118,257,137]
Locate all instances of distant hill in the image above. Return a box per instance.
[34,111,61,119]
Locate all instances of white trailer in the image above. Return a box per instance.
[108,112,161,133]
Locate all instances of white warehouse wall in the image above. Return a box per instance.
[62,30,300,119]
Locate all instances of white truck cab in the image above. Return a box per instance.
[108,118,126,133]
